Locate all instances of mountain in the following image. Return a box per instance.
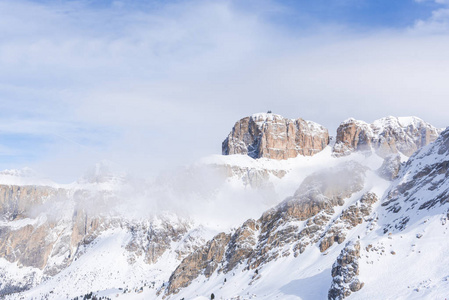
[222,113,329,159]
[1,114,448,300]
[333,116,442,157]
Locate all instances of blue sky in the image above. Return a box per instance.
[1,0,449,181]
[270,0,439,28]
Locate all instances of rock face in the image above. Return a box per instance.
[0,183,196,296]
[222,113,329,159]
[0,186,109,272]
[125,217,191,265]
[320,192,378,252]
[0,185,61,220]
[165,232,231,295]
[163,161,369,296]
[328,241,363,300]
[333,116,441,157]
[382,126,449,231]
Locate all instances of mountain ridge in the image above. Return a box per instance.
[0,114,448,300]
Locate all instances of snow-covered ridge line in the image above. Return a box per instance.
[250,112,327,132]
[334,115,442,158]
[0,168,60,188]
[1,114,449,300]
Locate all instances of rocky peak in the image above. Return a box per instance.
[333,116,441,157]
[222,113,329,160]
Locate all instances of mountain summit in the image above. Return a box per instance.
[1,114,448,300]
[222,113,329,159]
[333,116,442,157]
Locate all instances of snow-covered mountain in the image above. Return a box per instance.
[333,116,442,158]
[222,113,329,159]
[1,113,448,300]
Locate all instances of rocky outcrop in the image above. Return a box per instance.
[222,219,259,272]
[222,113,329,160]
[320,193,378,252]
[0,181,198,297]
[328,241,363,300]
[333,116,441,157]
[382,126,449,231]
[125,217,191,264]
[165,232,231,295]
[0,206,104,273]
[163,161,368,296]
[0,185,62,220]
[164,219,261,296]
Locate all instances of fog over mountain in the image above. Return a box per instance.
[1,0,449,181]
[1,1,449,299]
[1,112,448,299]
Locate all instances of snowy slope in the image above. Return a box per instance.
[1,125,449,300]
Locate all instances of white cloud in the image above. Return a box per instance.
[1,0,449,181]
[413,8,449,32]
[413,0,449,32]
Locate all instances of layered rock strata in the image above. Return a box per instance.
[333,116,441,157]
[222,113,329,159]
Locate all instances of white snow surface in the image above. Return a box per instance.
[2,128,449,299]
[0,168,58,187]
[250,112,327,133]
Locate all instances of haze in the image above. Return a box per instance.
[1,0,448,182]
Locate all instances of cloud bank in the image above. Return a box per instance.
[0,0,449,181]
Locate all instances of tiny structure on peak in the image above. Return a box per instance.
[267,110,272,114]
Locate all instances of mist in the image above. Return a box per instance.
[0,0,448,182]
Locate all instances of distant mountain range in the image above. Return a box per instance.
[1,113,448,300]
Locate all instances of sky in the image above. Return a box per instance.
[1,0,449,182]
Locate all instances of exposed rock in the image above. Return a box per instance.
[0,181,198,297]
[0,206,105,273]
[213,164,287,188]
[222,113,329,160]
[320,193,378,252]
[382,127,449,231]
[328,241,364,300]
[377,154,402,181]
[163,161,368,296]
[125,217,191,264]
[0,185,61,220]
[333,119,373,156]
[223,219,259,272]
[333,116,441,158]
[165,232,231,295]
[251,161,367,266]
